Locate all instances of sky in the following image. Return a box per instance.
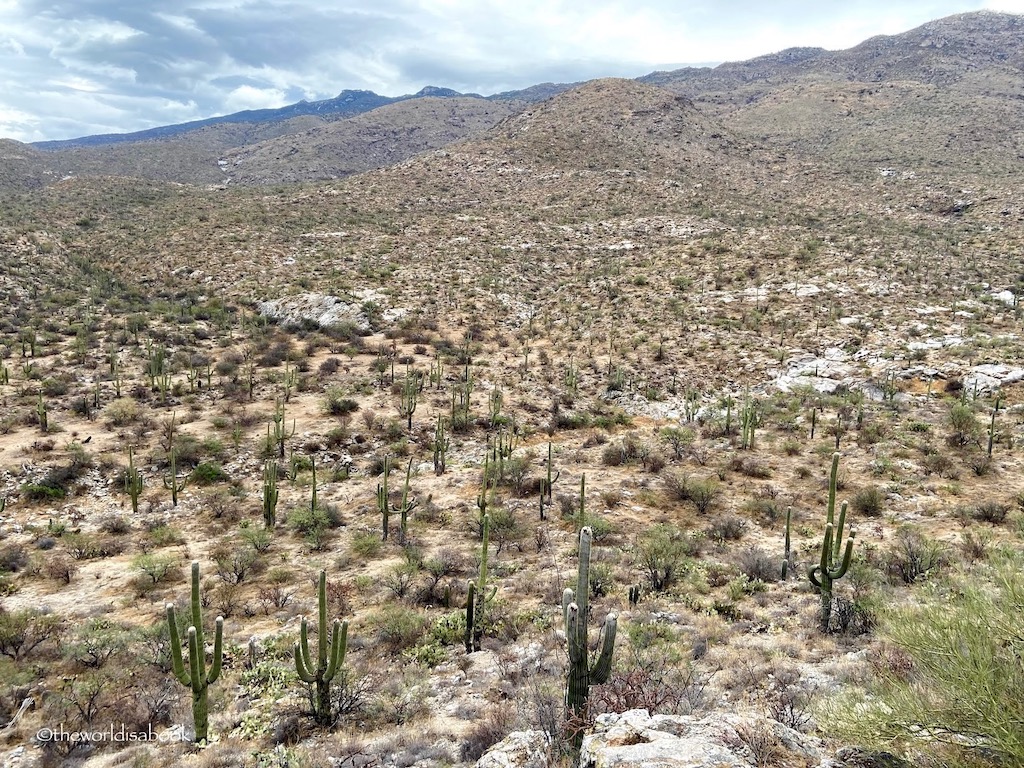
[1,0,1022,143]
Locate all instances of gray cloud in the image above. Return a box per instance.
[0,0,1003,141]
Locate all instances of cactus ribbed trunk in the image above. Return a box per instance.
[562,526,617,749]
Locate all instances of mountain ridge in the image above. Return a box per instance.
[4,10,1022,193]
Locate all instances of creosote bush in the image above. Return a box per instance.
[823,550,1024,767]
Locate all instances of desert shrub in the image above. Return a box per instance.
[884,527,947,585]
[460,706,514,762]
[852,486,885,517]
[947,403,981,447]
[289,505,342,542]
[0,608,63,660]
[737,547,781,583]
[368,604,428,652]
[922,450,957,479]
[958,529,992,562]
[586,515,616,542]
[0,545,29,573]
[601,443,624,466]
[168,434,202,467]
[63,618,134,668]
[634,525,697,592]
[745,496,785,525]
[662,470,692,502]
[351,530,383,558]
[41,378,69,397]
[660,426,695,459]
[487,507,525,553]
[63,533,125,560]
[823,550,1024,767]
[319,357,341,376]
[103,398,141,426]
[98,514,132,535]
[191,461,229,485]
[707,514,746,543]
[973,501,1010,524]
[21,482,65,501]
[133,553,177,585]
[728,457,772,479]
[325,388,360,416]
[688,479,720,515]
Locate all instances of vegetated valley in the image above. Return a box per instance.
[1,11,1024,768]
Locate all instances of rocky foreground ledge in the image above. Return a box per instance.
[477,710,910,768]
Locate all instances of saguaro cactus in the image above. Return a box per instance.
[124,446,144,514]
[163,450,187,507]
[465,513,496,653]
[263,460,278,528]
[294,570,348,727]
[36,395,48,432]
[396,458,417,543]
[433,414,450,476]
[166,561,224,743]
[377,455,391,540]
[270,399,296,458]
[781,505,792,580]
[562,526,617,729]
[807,453,855,631]
[539,441,560,520]
[396,370,419,429]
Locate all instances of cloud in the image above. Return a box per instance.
[0,0,1011,141]
[223,84,290,112]
[983,0,1024,10]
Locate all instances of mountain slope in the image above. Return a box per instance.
[220,97,522,185]
[639,10,1024,187]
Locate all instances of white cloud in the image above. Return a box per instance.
[223,84,289,112]
[983,0,1024,10]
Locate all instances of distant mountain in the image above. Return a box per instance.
[6,10,1023,193]
[30,84,564,151]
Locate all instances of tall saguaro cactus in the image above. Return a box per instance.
[166,561,224,743]
[294,570,348,727]
[263,460,278,528]
[377,455,391,540]
[562,526,617,732]
[807,452,855,632]
[465,513,496,653]
[781,505,792,580]
[124,446,144,514]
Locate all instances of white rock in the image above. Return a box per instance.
[475,730,549,768]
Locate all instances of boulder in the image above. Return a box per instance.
[578,709,823,768]
[475,730,550,768]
